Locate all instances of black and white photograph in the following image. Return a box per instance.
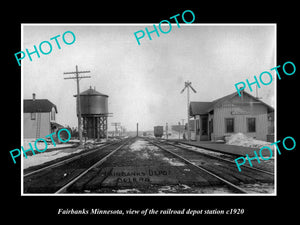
[3,4,298,221]
[21,24,276,195]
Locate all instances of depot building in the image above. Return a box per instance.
[189,90,274,142]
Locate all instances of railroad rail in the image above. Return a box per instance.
[55,139,132,194]
[23,137,133,193]
[145,138,274,194]
[24,141,117,177]
[24,137,274,194]
[159,139,274,176]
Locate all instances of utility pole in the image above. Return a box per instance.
[111,122,120,137]
[178,122,181,139]
[136,122,139,137]
[64,65,91,146]
[181,119,185,140]
[180,81,197,141]
[166,122,168,139]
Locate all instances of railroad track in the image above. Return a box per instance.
[24,137,274,194]
[160,139,274,175]
[24,141,117,177]
[23,137,134,194]
[145,138,274,194]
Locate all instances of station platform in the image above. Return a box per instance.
[168,139,265,157]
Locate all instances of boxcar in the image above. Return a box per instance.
[154,126,164,138]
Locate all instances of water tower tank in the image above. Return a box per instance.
[75,86,108,115]
[74,86,109,139]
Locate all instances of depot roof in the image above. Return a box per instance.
[190,90,274,116]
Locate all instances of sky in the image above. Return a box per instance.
[22,24,276,131]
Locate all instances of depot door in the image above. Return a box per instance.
[208,119,213,140]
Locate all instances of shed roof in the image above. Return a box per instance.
[190,102,213,116]
[24,99,58,113]
[51,121,64,129]
[190,90,274,116]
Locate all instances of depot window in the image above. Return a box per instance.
[247,118,256,132]
[225,118,234,133]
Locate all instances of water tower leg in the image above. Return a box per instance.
[96,117,99,141]
[93,116,96,140]
[105,117,108,141]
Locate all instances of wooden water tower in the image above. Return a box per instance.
[74,86,109,139]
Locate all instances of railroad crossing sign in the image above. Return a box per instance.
[180,81,197,94]
[180,81,197,141]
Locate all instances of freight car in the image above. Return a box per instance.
[154,126,164,138]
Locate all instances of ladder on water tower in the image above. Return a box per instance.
[36,112,41,139]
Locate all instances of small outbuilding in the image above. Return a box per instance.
[24,93,62,138]
[189,90,274,142]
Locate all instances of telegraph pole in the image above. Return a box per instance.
[111,122,121,137]
[166,123,168,139]
[178,122,181,139]
[180,81,197,141]
[64,65,91,146]
[181,119,185,140]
